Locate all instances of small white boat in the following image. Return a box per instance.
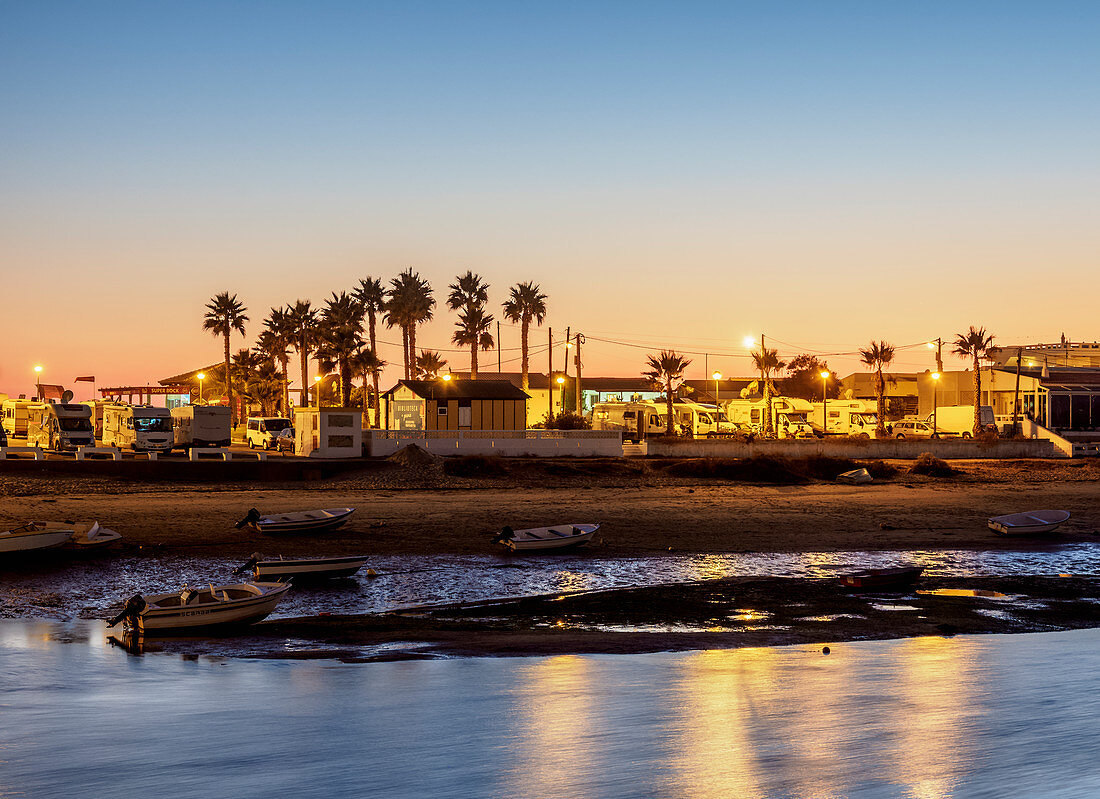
[837,468,873,485]
[235,553,369,582]
[65,521,123,550]
[108,581,290,633]
[494,523,600,552]
[235,507,356,534]
[0,521,76,554]
[988,510,1071,536]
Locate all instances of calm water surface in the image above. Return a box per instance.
[2,622,1100,798]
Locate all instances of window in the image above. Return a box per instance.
[438,406,448,415]
[327,435,353,448]
[328,414,353,428]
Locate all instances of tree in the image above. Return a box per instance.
[349,348,387,428]
[287,300,318,407]
[750,347,786,435]
[859,340,895,439]
[642,350,693,436]
[451,306,494,379]
[953,326,996,436]
[316,291,364,406]
[447,271,493,379]
[415,350,449,379]
[259,306,294,414]
[355,276,386,422]
[783,354,839,401]
[386,270,435,379]
[502,282,548,391]
[202,292,248,426]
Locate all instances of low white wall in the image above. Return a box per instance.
[366,430,623,458]
[646,438,1059,459]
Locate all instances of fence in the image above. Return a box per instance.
[645,437,1058,459]
[366,430,623,457]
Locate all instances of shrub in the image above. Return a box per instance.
[909,453,959,477]
[799,455,858,480]
[862,459,899,479]
[544,412,592,430]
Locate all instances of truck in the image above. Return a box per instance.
[724,396,815,438]
[927,405,996,438]
[25,402,96,451]
[101,403,174,452]
[809,400,880,438]
[171,405,232,449]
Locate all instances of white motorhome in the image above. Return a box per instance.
[25,402,96,451]
[81,399,113,439]
[724,397,815,438]
[809,400,879,438]
[171,405,231,449]
[102,404,174,452]
[246,417,293,449]
[591,401,666,442]
[670,401,736,437]
[2,398,36,439]
[927,405,996,438]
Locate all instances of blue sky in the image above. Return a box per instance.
[2,2,1098,389]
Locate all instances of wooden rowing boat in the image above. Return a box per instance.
[235,554,369,582]
[235,507,356,534]
[988,510,1070,536]
[494,523,600,552]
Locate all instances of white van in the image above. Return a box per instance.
[26,403,96,451]
[102,404,174,452]
[172,405,232,449]
[929,405,996,438]
[246,417,293,449]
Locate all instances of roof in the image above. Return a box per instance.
[384,379,530,400]
[159,364,222,385]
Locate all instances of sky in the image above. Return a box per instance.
[2,1,1098,398]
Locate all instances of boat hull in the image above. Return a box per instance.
[988,510,1071,536]
[129,583,290,633]
[839,566,924,590]
[251,508,356,534]
[0,523,76,554]
[503,524,600,552]
[253,555,368,582]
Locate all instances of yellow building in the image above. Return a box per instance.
[383,379,529,432]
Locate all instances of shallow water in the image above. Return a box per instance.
[3,543,1099,621]
[2,621,1100,798]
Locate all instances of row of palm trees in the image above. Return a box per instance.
[201,274,549,426]
[641,326,996,438]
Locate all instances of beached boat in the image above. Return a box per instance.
[988,510,1071,536]
[494,523,600,552]
[0,521,76,554]
[65,521,123,550]
[836,468,873,485]
[234,507,356,534]
[839,566,924,590]
[234,553,369,582]
[107,581,290,633]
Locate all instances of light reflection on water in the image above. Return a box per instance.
[2,542,1099,621]
[3,622,1100,798]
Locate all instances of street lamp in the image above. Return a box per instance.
[931,372,941,437]
[442,373,452,382]
[33,365,43,401]
[712,371,722,433]
[820,371,830,435]
[195,372,205,405]
[556,375,565,416]
[314,375,323,408]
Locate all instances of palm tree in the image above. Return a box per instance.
[316,291,364,406]
[349,348,387,428]
[415,350,449,379]
[447,271,493,379]
[750,347,786,435]
[502,282,548,391]
[953,326,996,436]
[859,340,896,438]
[452,306,494,378]
[202,292,249,426]
[643,350,693,436]
[386,270,435,379]
[355,276,386,415]
[259,306,294,413]
[287,300,318,407]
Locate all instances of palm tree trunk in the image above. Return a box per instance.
[876,368,887,438]
[341,360,351,407]
[401,326,410,379]
[471,343,478,380]
[372,370,381,428]
[299,343,309,408]
[665,380,674,435]
[520,317,530,390]
[763,375,772,435]
[223,332,233,427]
[280,358,289,414]
[973,356,982,435]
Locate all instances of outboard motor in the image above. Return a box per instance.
[234,508,262,530]
[108,594,147,628]
[491,526,516,544]
[233,552,263,576]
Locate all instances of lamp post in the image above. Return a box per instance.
[314,375,323,408]
[931,372,941,437]
[33,365,43,401]
[820,371,830,435]
[556,375,565,417]
[196,372,205,405]
[712,371,722,434]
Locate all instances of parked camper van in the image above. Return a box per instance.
[725,397,815,438]
[1,398,35,439]
[246,417,293,449]
[929,405,996,438]
[171,405,231,449]
[81,399,112,439]
[25,402,96,451]
[591,401,666,442]
[102,404,173,452]
[809,400,879,438]
[670,401,736,437]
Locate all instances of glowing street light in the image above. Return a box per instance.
[196,372,206,405]
[820,371,831,435]
[442,373,452,382]
[556,375,565,415]
[931,372,941,437]
[712,371,722,432]
[33,365,43,401]
[742,335,756,349]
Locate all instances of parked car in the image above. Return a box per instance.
[246,417,293,450]
[273,428,296,453]
[892,419,940,439]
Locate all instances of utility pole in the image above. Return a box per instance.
[548,326,553,421]
[497,320,501,373]
[563,325,571,413]
[761,333,771,435]
[574,332,584,417]
[1013,346,1022,437]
